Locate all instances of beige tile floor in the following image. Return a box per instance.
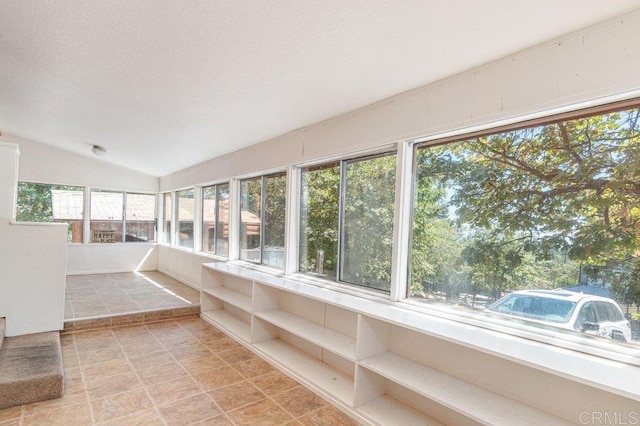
[0,317,359,425]
[65,272,201,320]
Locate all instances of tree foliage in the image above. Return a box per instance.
[411,106,640,306]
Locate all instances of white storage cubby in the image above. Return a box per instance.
[355,315,570,426]
[198,262,635,425]
[251,282,358,405]
[200,263,253,342]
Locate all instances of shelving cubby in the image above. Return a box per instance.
[251,282,357,405]
[200,263,253,342]
[355,315,570,426]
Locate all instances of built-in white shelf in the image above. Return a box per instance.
[198,262,639,425]
[360,351,569,425]
[254,308,356,361]
[201,309,251,342]
[254,338,354,406]
[357,395,442,426]
[202,287,252,313]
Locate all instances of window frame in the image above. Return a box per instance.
[403,99,640,356]
[175,187,195,250]
[201,182,230,258]
[89,189,157,244]
[238,171,287,269]
[297,150,398,293]
[15,181,85,243]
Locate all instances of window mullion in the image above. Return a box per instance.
[337,160,347,283]
[122,192,126,243]
[260,176,266,264]
[389,141,413,302]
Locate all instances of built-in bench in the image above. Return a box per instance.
[0,329,64,410]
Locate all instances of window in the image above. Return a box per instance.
[239,173,286,268]
[125,193,156,242]
[299,163,340,279]
[202,183,229,257]
[409,103,640,344]
[90,190,157,243]
[90,190,124,243]
[299,153,396,291]
[162,192,171,244]
[16,182,84,242]
[176,188,194,249]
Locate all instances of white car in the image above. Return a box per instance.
[486,289,632,342]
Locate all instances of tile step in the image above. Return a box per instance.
[63,305,200,333]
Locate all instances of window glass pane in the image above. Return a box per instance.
[263,173,286,268]
[299,163,340,279]
[90,190,123,243]
[162,193,171,244]
[410,105,640,344]
[202,186,216,253]
[239,177,262,262]
[216,183,230,257]
[16,182,84,242]
[176,189,194,249]
[341,154,396,291]
[125,193,155,242]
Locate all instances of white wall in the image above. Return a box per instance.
[0,143,68,336]
[66,244,157,275]
[157,245,219,290]
[160,10,640,190]
[6,133,158,191]
[157,10,640,296]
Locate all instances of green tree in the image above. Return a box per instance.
[16,182,54,221]
[342,154,396,290]
[411,106,640,303]
[299,163,340,278]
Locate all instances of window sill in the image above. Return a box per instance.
[10,221,69,227]
[195,251,229,262]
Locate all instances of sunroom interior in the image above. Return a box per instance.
[2,2,640,425]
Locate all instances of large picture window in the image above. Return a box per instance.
[409,104,640,344]
[239,173,286,268]
[299,153,396,291]
[16,182,84,242]
[202,183,229,257]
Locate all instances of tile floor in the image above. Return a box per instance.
[0,317,359,425]
[65,272,201,320]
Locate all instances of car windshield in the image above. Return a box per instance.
[487,294,577,323]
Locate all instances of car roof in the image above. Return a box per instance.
[506,289,616,303]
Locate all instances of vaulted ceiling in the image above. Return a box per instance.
[1,1,638,176]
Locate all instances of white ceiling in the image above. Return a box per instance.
[1,1,638,177]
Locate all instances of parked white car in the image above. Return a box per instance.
[486,289,632,342]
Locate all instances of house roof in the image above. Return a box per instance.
[52,190,259,225]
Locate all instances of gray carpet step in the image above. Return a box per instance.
[0,331,64,410]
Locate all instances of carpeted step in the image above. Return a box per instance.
[0,331,64,410]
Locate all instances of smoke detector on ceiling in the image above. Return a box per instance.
[91,145,107,156]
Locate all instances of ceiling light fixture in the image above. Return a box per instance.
[91,145,107,156]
